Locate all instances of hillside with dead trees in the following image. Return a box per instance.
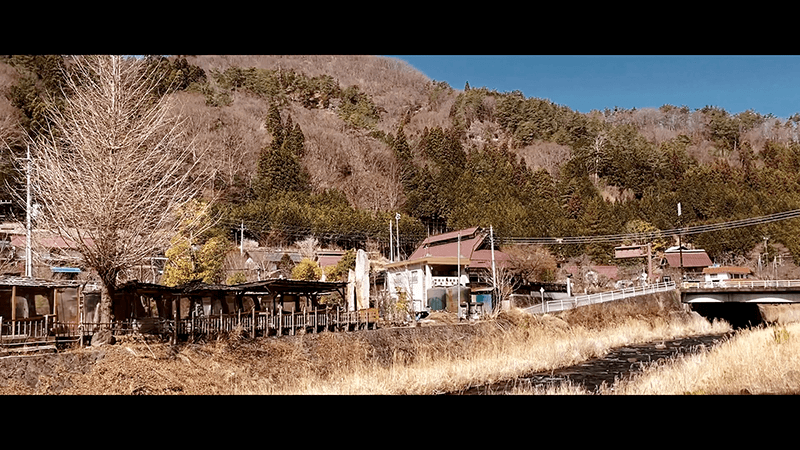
[4,55,800,285]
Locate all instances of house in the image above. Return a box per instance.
[224,249,303,281]
[7,231,91,279]
[660,246,713,280]
[702,266,752,284]
[317,250,346,271]
[384,227,509,313]
[564,265,620,288]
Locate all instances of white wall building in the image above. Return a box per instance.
[384,227,508,313]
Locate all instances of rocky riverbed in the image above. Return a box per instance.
[448,333,733,395]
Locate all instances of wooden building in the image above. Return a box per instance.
[111,278,349,322]
[0,276,81,323]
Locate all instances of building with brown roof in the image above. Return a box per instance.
[384,227,509,313]
[660,246,713,280]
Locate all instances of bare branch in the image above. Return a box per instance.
[22,55,210,325]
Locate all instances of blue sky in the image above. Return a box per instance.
[387,55,800,119]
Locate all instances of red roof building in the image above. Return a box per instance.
[384,227,509,313]
[661,247,713,268]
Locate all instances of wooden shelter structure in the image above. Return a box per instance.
[0,276,82,349]
[109,278,366,341]
[1,277,373,350]
[112,278,349,320]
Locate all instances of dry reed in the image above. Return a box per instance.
[610,322,800,395]
[3,293,739,395]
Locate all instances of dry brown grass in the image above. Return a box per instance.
[0,293,738,395]
[610,322,800,395]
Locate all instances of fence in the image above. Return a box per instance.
[682,279,800,289]
[1,307,379,349]
[527,281,677,314]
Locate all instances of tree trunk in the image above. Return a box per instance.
[92,280,117,346]
[99,282,114,328]
[97,271,118,331]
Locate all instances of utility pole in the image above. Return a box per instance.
[25,144,32,278]
[490,225,497,294]
[678,202,683,283]
[389,220,393,263]
[395,213,401,261]
[457,231,461,313]
[240,221,245,256]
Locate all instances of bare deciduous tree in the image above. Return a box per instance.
[25,55,208,330]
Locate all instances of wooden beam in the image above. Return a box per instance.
[11,285,16,323]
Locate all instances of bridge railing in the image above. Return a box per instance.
[682,279,800,289]
[533,281,677,314]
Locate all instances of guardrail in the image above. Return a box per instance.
[681,279,800,289]
[527,281,677,314]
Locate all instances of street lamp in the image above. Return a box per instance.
[540,286,545,313]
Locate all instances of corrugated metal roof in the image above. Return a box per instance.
[318,251,345,268]
[663,251,713,268]
[388,227,511,270]
[0,275,80,288]
[469,249,511,269]
[703,266,751,275]
[418,227,481,246]
[565,265,620,280]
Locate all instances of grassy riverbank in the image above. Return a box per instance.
[0,291,737,395]
[606,322,800,395]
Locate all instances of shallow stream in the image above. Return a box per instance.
[448,332,732,395]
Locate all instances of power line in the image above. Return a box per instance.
[501,209,800,246]
[214,208,800,248]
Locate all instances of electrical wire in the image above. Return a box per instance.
[500,209,800,245]
[218,208,800,247]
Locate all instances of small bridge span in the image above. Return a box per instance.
[680,280,800,304]
[680,280,800,328]
[523,279,800,328]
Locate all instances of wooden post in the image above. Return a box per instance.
[78,284,84,348]
[291,306,295,336]
[278,307,282,336]
[252,307,256,337]
[173,296,180,344]
[54,288,59,323]
[11,285,16,335]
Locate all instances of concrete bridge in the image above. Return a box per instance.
[523,279,800,328]
[680,280,800,304]
[680,280,800,328]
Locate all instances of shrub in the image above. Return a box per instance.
[292,258,322,281]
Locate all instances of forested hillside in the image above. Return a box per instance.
[3,54,800,275]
